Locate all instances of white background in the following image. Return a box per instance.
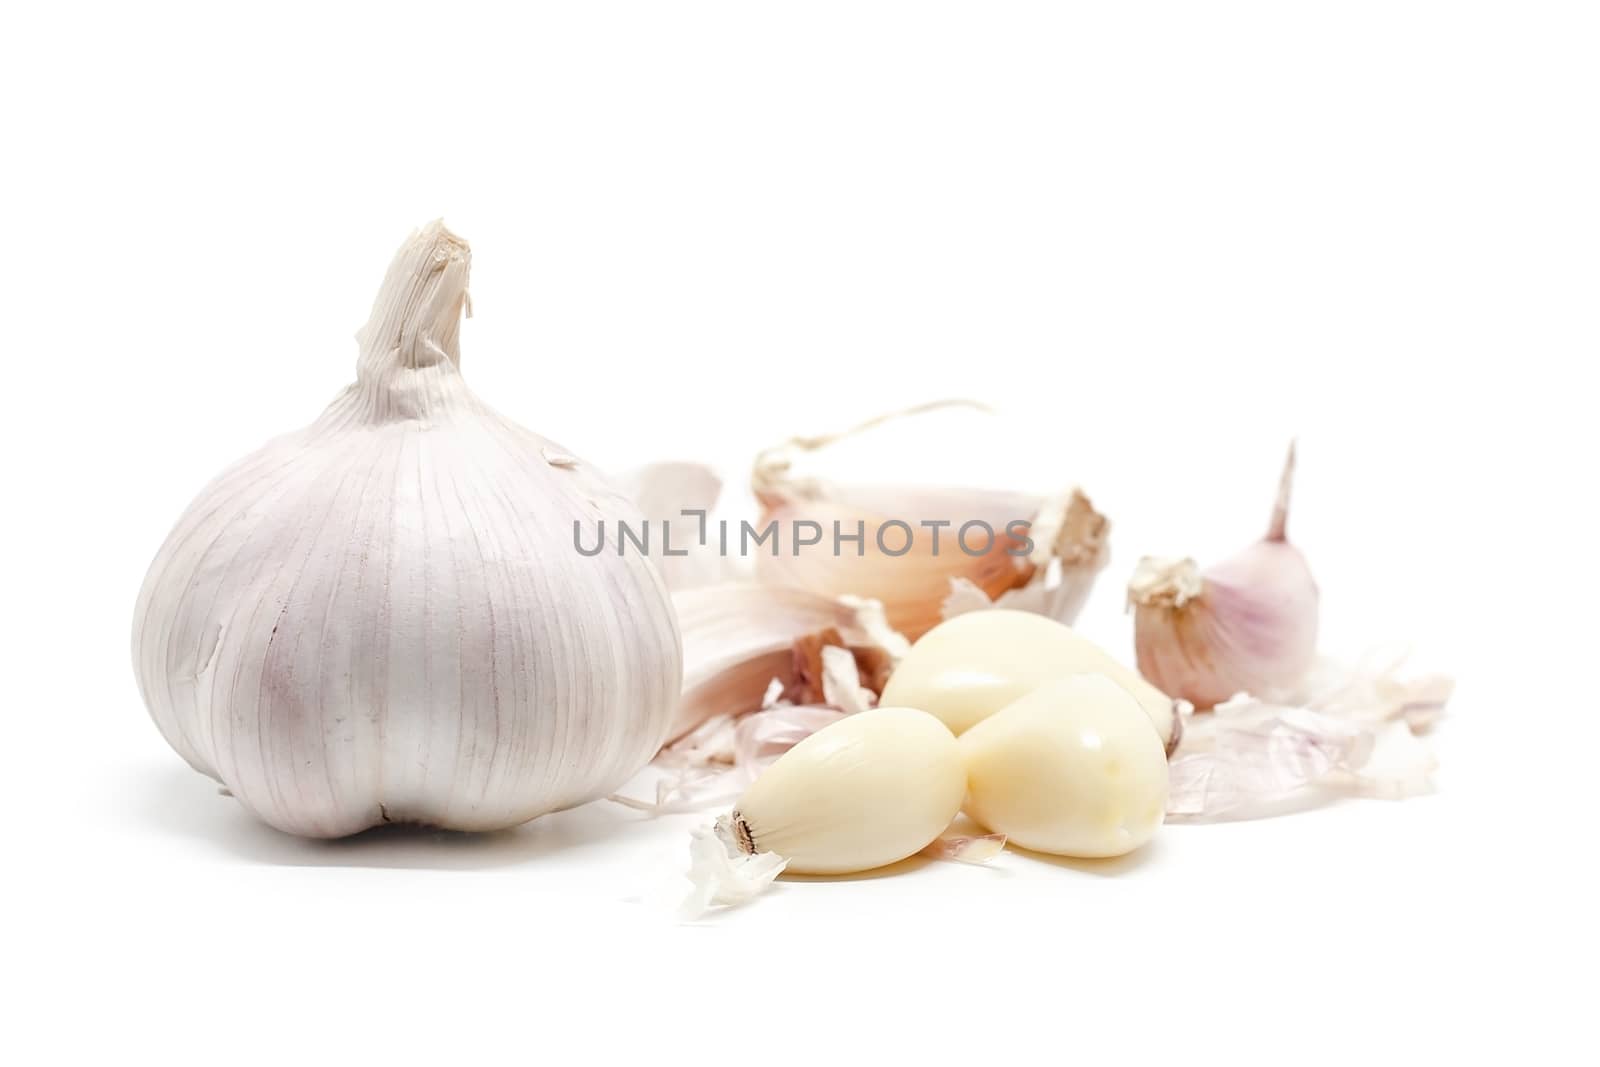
[3,2,1596,1063]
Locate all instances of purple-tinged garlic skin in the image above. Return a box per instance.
[1128,445,1319,710]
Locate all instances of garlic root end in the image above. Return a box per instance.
[1127,556,1203,609]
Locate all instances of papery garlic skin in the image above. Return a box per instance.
[718,706,965,874]
[669,583,897,742]
[960,675,1168,858]
[879,609,1180,753]
[132,222,681,838]
[619,462,730,591]
[1128,445,1318,709]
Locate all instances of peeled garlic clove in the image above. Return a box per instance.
[879,609,1181,753]
[716,706,965,874]
[1129,444,1319,709]
[132,222,681,837]
[960,675,1168,858]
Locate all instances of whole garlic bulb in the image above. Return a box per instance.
[715,707,965,874]
[960,675,1168,858]
[1128,444,1318,709]
[132,222,682,838]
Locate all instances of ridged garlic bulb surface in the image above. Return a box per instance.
[132,222,682,838]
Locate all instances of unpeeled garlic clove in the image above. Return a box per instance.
[960,675,1169,858]
[714,706,966,875]
[879,608,1182,754]
[750,402,1109,640]
[1128,444,1318,709]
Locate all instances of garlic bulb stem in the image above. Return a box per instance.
[353,224,474,420]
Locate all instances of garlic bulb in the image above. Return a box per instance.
[132,222,682,838]
[960,675,1168,857]
[1129,444,1318,709]
[714,707,965,874]
[879,609,1182,754]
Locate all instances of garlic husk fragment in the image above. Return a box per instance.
[132,222,681,838]
[682,824,788,918]
[940,488,1110,625]
[669,583,900,742]
[960,675,1169,858]
[715,706,966,875]
[751,402,1109,640]
[921,832,1008,864]
[618,461,733,590]
[1166,649,1451,821]
[609,650,869,815]
[880,609,1182,754]
[1129,444,1319,709]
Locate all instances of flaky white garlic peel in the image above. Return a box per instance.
[1129,444,1318,709]
[132,222,682,838]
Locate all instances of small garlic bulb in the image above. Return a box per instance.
[132,222,682,838]
[960,675,1168,858]
[1128,444,1318,709]
[879,609,1181,754]
[716,707,965,874]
